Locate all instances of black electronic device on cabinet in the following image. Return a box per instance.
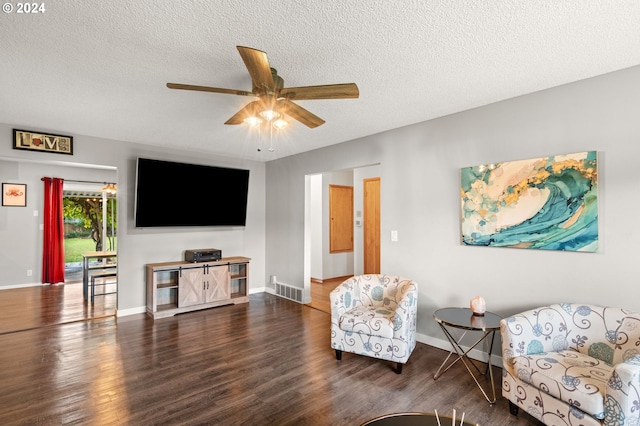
[184,248,222,263]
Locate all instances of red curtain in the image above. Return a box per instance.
[42,177,65,284]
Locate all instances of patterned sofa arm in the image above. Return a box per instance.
[392,278,418,340]
[501,305,572,361]
[605,360,640,424]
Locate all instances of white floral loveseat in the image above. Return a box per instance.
[501,303,640,426]
[330,275,418,374]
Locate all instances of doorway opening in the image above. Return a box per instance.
[63,181,117,284]
[303,164,380,312]
[62,181,117,318]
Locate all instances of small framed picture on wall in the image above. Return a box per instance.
[2,183,27,207]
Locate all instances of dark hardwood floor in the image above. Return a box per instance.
[0,292,543,425]
[0,281,116,335]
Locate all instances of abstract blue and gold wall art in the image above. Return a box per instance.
[460,151,598,252]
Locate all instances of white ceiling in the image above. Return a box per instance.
[2,1,639,162]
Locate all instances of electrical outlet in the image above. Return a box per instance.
[27,269,33,276]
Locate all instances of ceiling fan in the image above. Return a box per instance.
[166,46,359,129]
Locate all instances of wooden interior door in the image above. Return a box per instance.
[363,177,380,274]
[329,184,354,253]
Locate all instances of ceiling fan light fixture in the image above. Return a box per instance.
[272,117,288,130]
[244,116,263,127]
[167,46,359,130]
[259,109,280,121]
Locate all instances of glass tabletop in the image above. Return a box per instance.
[361,412,478,426]
[434,307,502,331]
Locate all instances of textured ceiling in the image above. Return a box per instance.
[2,1,639,161]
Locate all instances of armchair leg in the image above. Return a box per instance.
[335,349,342,360]
[508,401,519,416]
[395,363,403,374]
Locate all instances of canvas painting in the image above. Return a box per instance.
[460,151,598,252]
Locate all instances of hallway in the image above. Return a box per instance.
[307,277,347,314]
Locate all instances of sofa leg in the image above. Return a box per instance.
[395,363,403,374]
[508,401,519,416]
[335,349,342,360]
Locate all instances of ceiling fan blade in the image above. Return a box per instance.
[224,101,260,125]
[279,99,325,128]
[167,83,255,97]
[237,46,275,93]
[279,83,359,100]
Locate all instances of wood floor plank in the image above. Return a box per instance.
[308,277,344,313]
[0,282,115,335]
[0,293,543,425]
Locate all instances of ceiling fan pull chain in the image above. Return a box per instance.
[255,125,264,152]
[268,124,275,152]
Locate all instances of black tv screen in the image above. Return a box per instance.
[134,158,250,227]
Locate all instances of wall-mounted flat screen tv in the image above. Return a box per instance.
[134,157,250,227]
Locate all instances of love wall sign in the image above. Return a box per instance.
[13,129,73,155]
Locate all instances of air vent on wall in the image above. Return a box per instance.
[274,282,303,303]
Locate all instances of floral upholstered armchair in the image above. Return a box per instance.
[330,274,418,374]
[501,303,640,426]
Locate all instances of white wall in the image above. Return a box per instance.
[0,126,266,314]
[309,174,323,280]
[266,65,640,346]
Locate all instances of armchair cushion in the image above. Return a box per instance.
[511,349,613,419]
[338,305,397,339]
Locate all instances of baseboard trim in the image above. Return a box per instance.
[416,332,503,368]
[116,306,146,317]
[0,282,44,290]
